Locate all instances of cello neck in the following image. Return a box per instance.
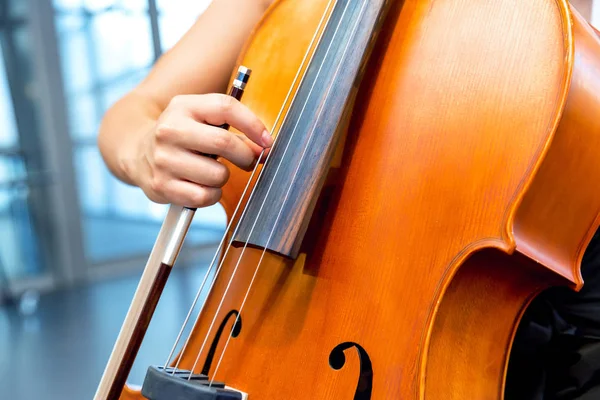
[233,0,392,258]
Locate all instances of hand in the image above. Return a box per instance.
[131,93,273,208]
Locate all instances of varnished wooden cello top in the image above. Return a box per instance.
[101,0,600,399]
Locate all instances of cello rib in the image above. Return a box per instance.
[514,5,600,288]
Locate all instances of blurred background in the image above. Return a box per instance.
[0,0,227,398]
[0,0,598,399]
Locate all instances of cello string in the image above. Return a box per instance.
[185,1,343,379]
[170,35,314,372]
[162,156,261,370]
[208,0,369,385]
[186,0,349,380]
[165,0,337,374]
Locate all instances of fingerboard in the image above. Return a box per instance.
[233,0,391,258]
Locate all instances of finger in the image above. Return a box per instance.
[177,121,257,170]
[162,179,222,208]
[166,150,230,188]
[180,94,273,148]
[237,133,266,158]
[259,147,271,163]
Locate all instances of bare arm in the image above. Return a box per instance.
[98,0,276,207]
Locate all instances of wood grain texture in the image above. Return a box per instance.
[424,12,600,395]
[425,250,563,400]
[117,0,600,399]
[233,0,390,258]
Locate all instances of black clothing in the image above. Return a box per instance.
[507,230,600,399]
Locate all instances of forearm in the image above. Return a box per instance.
[98,0,273,186]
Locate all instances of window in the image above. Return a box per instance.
[53,0,225,266]
[0,2,49,282]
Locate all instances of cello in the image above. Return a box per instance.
[95,0,600,398]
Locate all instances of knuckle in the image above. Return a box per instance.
[149,175,166,195]
[169,94,186,108]
[152,149,169,170]
[212,164,230,187]
[213,131,233,152]
[190,188,209,207]
[154,123,176,143]
[191,187,221,207]
[218,94,236,113]
[206,188,222,206]
[143,189,164,204]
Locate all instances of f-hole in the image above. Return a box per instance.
[329,342,373,399]
[201,310,242,376]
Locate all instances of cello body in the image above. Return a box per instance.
[119,0,600,398]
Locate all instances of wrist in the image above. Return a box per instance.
[117,144,138,186]
[116,123,151,187]
[98,89,163,188]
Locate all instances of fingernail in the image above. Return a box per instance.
[262,129,273,147]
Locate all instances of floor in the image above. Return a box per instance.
[0,261,212,400]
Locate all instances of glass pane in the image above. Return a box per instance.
[74,146,108,215]
[7,0,28,19]
[100,68,149,113]
[54,0,85,10]
[92,10,153,81]
[84,0,116,11]
[156,0,213,11]
[56,5,153,88]
[74,145,225,264]
[0,50,18,148]
[0,6,53,285]
[0,156,44,282]
[593,0,600,28]
[0,156,27,185]
[67,91,99,138]
[120,0,148,12]
[158,0,212,51]
[74,145,158,263]
[55,14,93,93]
[55,0,226,267]
[0,185,43,281]
[55,0,147,12]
